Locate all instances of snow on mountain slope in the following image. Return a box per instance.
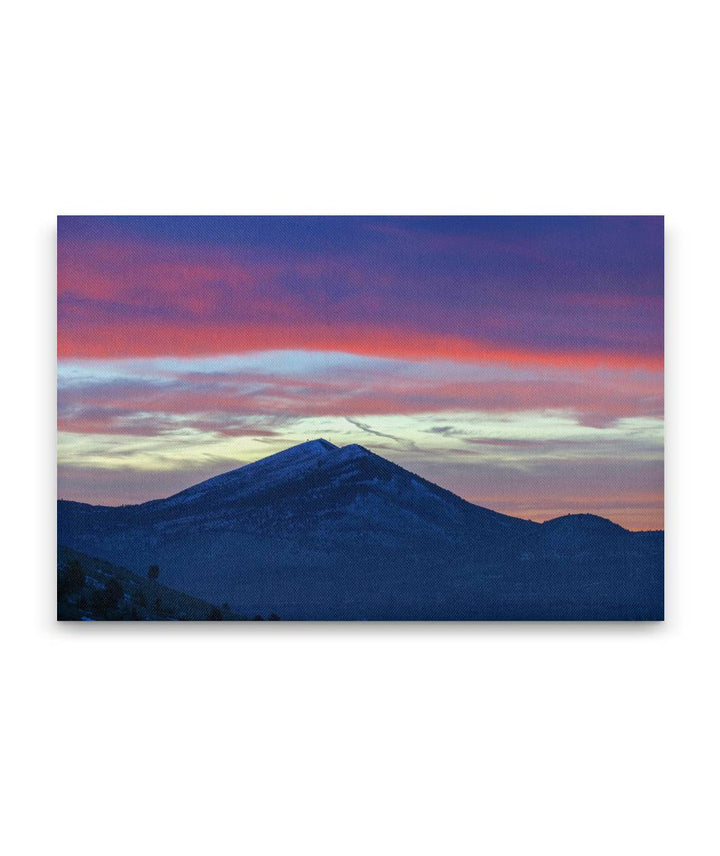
[81,438,516,537]
[156,438,338,508]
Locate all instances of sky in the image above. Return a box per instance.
[57,216,664,530]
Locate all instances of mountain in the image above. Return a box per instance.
[57,440,663,620]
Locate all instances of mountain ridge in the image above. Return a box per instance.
[61,438,641,531]
[57,439,663,619]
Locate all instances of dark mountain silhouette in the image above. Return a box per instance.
[57,439,663,620]
[57,545,241,621]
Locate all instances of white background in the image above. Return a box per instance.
[2,2,718,854]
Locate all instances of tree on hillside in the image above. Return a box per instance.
[105,578,123,609]
[147,565,160,581]
[90,578,124,617]
[59,559,85,596]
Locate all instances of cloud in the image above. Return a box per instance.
[56,216,663,528]
[57,352,663,440]
[425,425,462,436]
[345,417,417,450]
[57,217,664,367]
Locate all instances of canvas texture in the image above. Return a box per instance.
[57,216,664,621]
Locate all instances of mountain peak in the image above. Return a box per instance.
[316,438,338,450]
[222,437,338,476]
[291,438,338,454]
[542,513,627,533]
[335,442,372,460]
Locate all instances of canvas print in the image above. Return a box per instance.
[57,216,664,621]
